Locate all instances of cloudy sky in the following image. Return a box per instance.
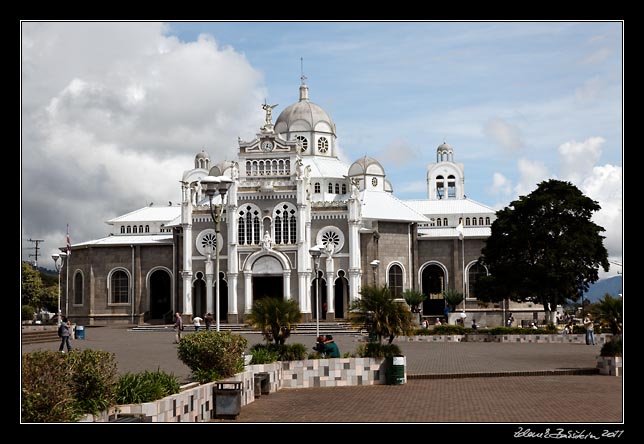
[21,21,622,277]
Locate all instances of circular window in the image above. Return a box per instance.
[371,177,378,187]
[316,226,345,253]
[317,137,329,153]
[296,135,308,152]
[196,229,224,256]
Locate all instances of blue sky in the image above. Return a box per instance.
[21,21,622,274]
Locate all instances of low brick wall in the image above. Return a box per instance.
[395,333,613,344]
[596,356,622,376]
[81,357,393,422]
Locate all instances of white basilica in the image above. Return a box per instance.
[63,79,542,327]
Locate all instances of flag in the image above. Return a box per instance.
[455,221,464,240]
[66,225,71,256]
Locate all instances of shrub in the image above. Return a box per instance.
[432,324,465,335]
[22,349,118,422]
[600,338,622,357]
[22,305,35,322]
[66,349,119,415]
[249,342,308,363]
[177,331,247,384]
[412,327,432,335]
[356,342,402,358]
[247,297,302,344]
[22,351,80,422]
[115,370,180,404]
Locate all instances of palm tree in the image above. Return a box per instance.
[443,289,464,311]
[594,293,622,335]
[247,297,302,345]
[403,289,426,324]
[349,285,414,344]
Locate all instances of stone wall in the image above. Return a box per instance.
[394,333,613,344]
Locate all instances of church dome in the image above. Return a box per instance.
[274,84,336,135]
[195,150,210,169]
[348,156,386,177]
[437,142,452,152]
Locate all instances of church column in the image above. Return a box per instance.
[296,169,311,318]
[244,271,253,314]
[227,272,238,323]
[283,270,291,300]
[325,256,335,321]
[348,185,362,305]
[298,272,311,314]
[227,178,239,321]
[181,182,195,315]
[205,255,214,315]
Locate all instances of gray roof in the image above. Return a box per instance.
[404,198,496,216]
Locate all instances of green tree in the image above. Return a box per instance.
[21,262,44,309]
[443,289,464,311]
[403,289,426,324]
[247,297,302,345]
[594,294,622,335]
[349,285,414,344]
[476,180,609,323]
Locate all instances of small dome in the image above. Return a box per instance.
[209,160,236,177]
[196,150,210,159]
[384,179,393,193]
[274,84,336,135]
[437,142,452,152]
[348,156,386,177]
[195,150,210,169]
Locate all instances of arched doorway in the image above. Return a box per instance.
[217,272,228,322]
[149,269,171,320]
[192,273,206,317]
[252,255,284,301]
[311,271,327,320]
[467,261,488,300]
[421,264,446,316]
[334,271,349,319]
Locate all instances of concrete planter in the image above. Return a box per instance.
[596,355,622,376]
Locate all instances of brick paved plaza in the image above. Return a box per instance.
[21,326,623,425]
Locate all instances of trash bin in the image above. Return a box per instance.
[386,355,406,385]
[214,382,242,419]
[75,325,85,340]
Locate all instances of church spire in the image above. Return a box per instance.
[299,57,309,101]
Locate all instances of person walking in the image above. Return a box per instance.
[192,315,203,332]
[57,316,73,353]
[173,312,184,344]
[204,313,213,331]
[583,315,595,345]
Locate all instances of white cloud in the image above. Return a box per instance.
[488,172,512,196]
[558,137,605,186]
[514,158,551,197]
[21,23,266,262]
[483,118,524,151]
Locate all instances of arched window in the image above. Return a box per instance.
[479,217,484,226]
[278,159,284,175]
[133,225,138,234]
[110,270,129,304]
[472,217,477,226]
[443,218,448,226]
[458,217,463,225]
[145,225,150,233]
[335,183,340,194]
[436,175,444,199]
[296,135,308,152]
[74,271,83,305]
[448,175,456,198]
[314,182,321,193]
[485,217,490,225]
[388,264,404,298]
[341,184,347,194]
[127,226,131,233]
[328,183,333,193]
[437,218,442,227]
[238,204,261,245]
[120,226,125,234]
[317,137,329,153]
[465,218,470,226]
[273,202,297,245]
[468,262,487,299]
[246,161,252,176]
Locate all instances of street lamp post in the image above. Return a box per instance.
[309,245,323,338]
[370,260,380,286]
[52,252,67,323]
[200,175,233,332]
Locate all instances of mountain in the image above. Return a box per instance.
[584,276,623,303]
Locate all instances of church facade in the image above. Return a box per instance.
[61,80,541,328]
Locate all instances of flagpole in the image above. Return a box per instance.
[66,224,70,317]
